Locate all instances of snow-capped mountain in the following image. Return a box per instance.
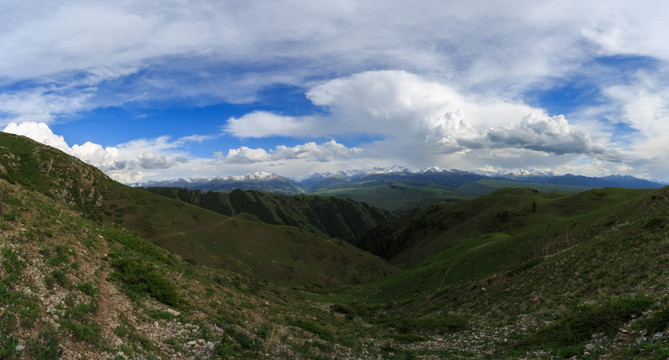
[473,168,559,178]
[134,171,303,194]
[134,166,666,196]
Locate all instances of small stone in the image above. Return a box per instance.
[15,344,25,352]
[197,339,206,346]
[206,341,215,350]
[653,332,663,342]
[635,336,646,345]
[186,340,197,347]
[166,308,180,317]
[584,343,596,351]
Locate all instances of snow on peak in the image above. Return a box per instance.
[226,171,280,181]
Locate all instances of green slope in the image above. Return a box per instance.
[334,186,669,357]
[0,178,404,359]
[144,187,395,240]
[457,178,591,196]
[312,182,468,213]
[0,133,396,288]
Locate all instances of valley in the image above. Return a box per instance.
[1,132,669,359]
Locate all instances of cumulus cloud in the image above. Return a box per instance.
[138,153,188,169]
[217,140,360,164]
[226,71,614,162]
[2,122,70,149]
[224,112,321,138]
[218,146,270,164]
[485,113,622,161]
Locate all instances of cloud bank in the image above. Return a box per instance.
[2,1,669,181]
[225,71,620,167]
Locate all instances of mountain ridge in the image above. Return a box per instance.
[137,166,666,194]
[136,166,665,213]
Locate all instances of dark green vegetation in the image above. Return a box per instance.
[2,132,669,358]
[144,187,394,240]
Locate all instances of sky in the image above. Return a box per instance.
[2,1,669,183]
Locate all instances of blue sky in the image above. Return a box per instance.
[2,1,669,183]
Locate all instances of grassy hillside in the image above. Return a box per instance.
[0,133,395,289]
[457,179,591,196]
[311,179,590,213]
[0,178,409,359]
[332,186,669,358]
[313,183,468,213]
[144,187,394,240]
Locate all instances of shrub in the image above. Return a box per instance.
[634,306,669,335]
[32,330,63,360]
[290,319,335,342]
[77,282,98,297]
[0,334,18,359]
[110,258,179,306]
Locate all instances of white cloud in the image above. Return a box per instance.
[2,122,70,149]
[224,112,321,138]
[485,113,621,161]
[218,146,270,164]
[0,87,95,125]
[217,140,360,164]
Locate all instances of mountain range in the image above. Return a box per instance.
[137,167,666,213]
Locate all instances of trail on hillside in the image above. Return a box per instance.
[150,217,233,241]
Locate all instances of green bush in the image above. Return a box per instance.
[62,300,101,343]
[393,316,468,334]
[0,334,18,359]
[32,330,63,360]
[331,303,355,320]
[634,306,669,334]
[514,297,653,355]
[227,328,261,350]
[77,282,98,297]
[51,270,68,287]
[290,319,335,342]
[110,258,179,306]
[63,319,100,342]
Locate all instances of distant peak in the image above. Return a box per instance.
[226,171,281,181]
[475,168,558,177]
